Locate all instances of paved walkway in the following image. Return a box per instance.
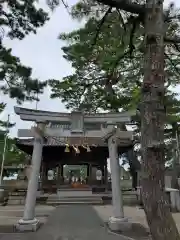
[0,205,128,240]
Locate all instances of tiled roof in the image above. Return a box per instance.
[16,136,106,147]
[16,136,132,147]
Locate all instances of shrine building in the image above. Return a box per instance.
[15,107,134,192]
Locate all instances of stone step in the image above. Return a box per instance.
[8,195,48,205]
[46,201,103,206]
[57,188,92,191]
[8,199,25,205]
[48,197,103,201]
[48,196,102,201]
[7,195,25,205]
[8,196,25,199]
[47,194,103,205]
[47,197,102,202]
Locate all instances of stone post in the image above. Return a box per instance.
[108,136,124,218]
[16,122,45,232]
[106,129,131,231]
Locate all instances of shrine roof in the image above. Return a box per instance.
[16,136,132,147]
[16,136,106,147]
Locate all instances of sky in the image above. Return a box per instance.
[1,0,180,138]
[2,0,81,136]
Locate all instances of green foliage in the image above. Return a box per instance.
[0,136,26,166]
[1,0,49,40]
[49,2,180,163]
[0,46,47,103]
[0,103,26,165]
[49,9,180,111]
[0,103,14,130]
[46,0,60,11]
[0,1,49,103]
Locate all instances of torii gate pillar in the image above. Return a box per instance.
[16,123,45,232]
[103,127,132,231]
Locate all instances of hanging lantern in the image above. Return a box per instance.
[64,144,70,153]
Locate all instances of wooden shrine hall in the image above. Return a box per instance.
[15,107,134,192]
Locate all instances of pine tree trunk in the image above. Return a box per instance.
[140,0,180,239]
[172,149,179,189]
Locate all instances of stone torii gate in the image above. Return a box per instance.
[103,127,133,231]
[14,107,135,232]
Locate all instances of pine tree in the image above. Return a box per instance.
[49,1,180,238]
[49,7,180,161]
[0,1,50,103]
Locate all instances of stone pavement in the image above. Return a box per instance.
[0,205,129,240]
[93,205,180,233]
[0,205,54,228]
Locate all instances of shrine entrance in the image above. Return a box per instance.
[63,165,88,187]
[44,164,89,190]
[14,107,134,232]
[15,108,134,194]
[16,134,111,192]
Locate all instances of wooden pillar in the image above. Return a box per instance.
[57,164,63,184]
[88,163,92,185]
[87,164,90,177]
[56,166,60,188]
[42,162,48,182]
[102,164,105,184]
[104,160,108,188]
[60,164,64,184]
[41,162,48,192]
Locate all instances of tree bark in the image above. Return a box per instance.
[140,0,180,239]
[171,148,180,189]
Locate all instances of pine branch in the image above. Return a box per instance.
[165,53,180,76]
[95,0,145,15]
[92,7,112,46]
[110,49,131,74]
[164,36,180,44]
[116,9,127,32]
[95,0,179,25]
[128,16,141,56]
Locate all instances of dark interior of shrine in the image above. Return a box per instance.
[16,142,133,165]
[15,139,135,192]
